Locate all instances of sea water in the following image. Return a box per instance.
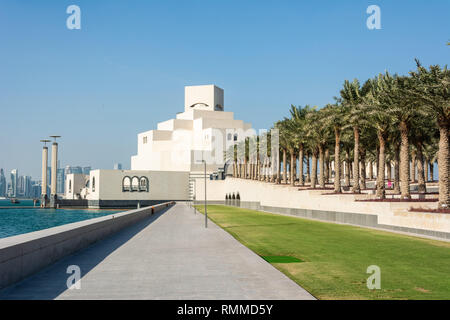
[0,206,120,239]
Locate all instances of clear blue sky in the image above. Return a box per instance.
[0,0,448,179]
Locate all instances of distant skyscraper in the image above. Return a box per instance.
[31,181,41,199]
[0,169,6,197]
[24,176,32,198]
[17,175,25,196]
[71,166,83,174]
[57,168,65,194]
[7,182,12,197]
[82,167,91,175]
[10,169,18,198]
[114,163,122,170]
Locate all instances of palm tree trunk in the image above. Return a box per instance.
[386,161,392,184]
[290,150,295,186]
[424,158,429,182]
[430,162,434,182]
[360,148,366,190]
[262,158,266,181]
[376,131,386,199]
[334,128,341,193]
[344,149,350,187]
[276,152,281,184]
[416,143,426,194]
[376,147,380,180]
[411,152,416,183]
[352,127,361,193]
[244,158,248,179]
[283,149,287,184]
[399,121,411,199]
[257,156,260,180]
[325,148,330,184]
[349,161,353,180]
[270,156,275,183]
[393,145,401,194]
[240,161,244,178]
[298,144,304,186]
[311,149,318,188]
[319,145,325,188]
[369,161,374,180]
[438,123,449,208]
[264,158,268,181]
[306,152,311,183]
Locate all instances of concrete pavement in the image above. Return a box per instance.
[0,203,315,300]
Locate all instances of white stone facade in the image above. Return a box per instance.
[85,170,189,201]
[65,173,88,200]
[65,85,251,202]
[131,85,252,174]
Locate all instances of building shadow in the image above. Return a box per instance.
[0,207,170,300]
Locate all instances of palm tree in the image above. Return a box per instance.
[410,114,437,193]
[305,108,329,188]
[408,61,450,208]
[340,131,353,188]
[376,73,424,199]
[364,75,392,199]
[283,118,298,186]
[387,127,401,194]
[423,139,438,182]
[289,105,312,186]
[322,103,346,192]
[359,124,377,190]
[340,79,367,193]
[275,120,290,184]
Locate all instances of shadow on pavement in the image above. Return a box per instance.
[0,206,170,300]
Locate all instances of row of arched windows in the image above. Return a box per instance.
[122,176,149,192]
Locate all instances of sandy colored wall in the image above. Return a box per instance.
[194,178,450,237]
[87,170,190,201]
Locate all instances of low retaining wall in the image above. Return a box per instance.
[194,178,449,240]
[195,200,450,241]
[57,199,181,209]
[0,201,175,290]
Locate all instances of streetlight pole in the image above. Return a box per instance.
[49,135,61,209]
[40,139,50,208]
[203,159,207,228]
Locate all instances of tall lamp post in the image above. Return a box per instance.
[202,159,207,228]
[40,139,50,207]
[49,135,61,208]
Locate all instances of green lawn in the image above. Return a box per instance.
[195,205,450,300]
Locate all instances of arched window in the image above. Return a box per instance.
[92,177,96,192]
[139,177,149,192]
[122,176,131,192]
[68,180,72,193]
[131,176,139,192]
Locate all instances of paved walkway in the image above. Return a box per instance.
[0,204,315,300]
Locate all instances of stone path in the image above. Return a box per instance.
[0,203,315,300]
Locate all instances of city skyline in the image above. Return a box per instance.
[0,164,93,198]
